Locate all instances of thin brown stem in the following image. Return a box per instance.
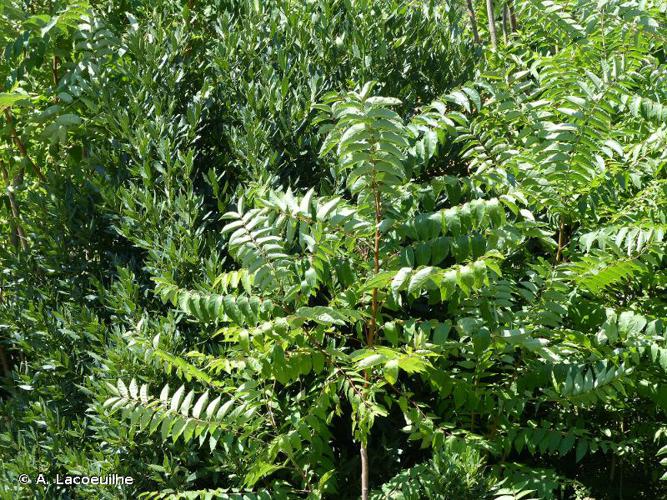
[0,234,12,377]
[619,418,624,499]
[52,55,60,87]
[1,162,27,250]
[359,152,384,499]
[367,184,381,347]
[3,109,46,183]
[471,375,478,432]
[0,156,33,345]
[2,197,18,249]
[334,364,372,499]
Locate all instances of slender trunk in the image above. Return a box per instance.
[2,197,19,249]
[0,291,9,376]
[52,55,60,87]
[367,185,381,347]
[5,192,27,251]
[619,460,623,499]
[1,162,27,250]
[0,346,9,378]
[3,109,46,183]
[507,0,518,31]
[360,442,369,500]
[465,0,481,44]
[555,218,565,263]
[360,167,383,498]
[502,6,509,43]
[0,162,19,377]
[619,419,624,499]
[486,0,498,49]
[361,184,381,498]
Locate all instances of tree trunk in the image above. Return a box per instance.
[360,442,369,500]
[0,346,9,378]
[367,185,381,346]
[555,218,565,263]
[52,55,60,87]
[465,0,481,44]
[507,0,518,31]
[486,0,498,49]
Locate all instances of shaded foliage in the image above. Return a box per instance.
[1,0,666,499]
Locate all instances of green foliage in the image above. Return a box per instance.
[370,438,496,499]
[1,0,666,499]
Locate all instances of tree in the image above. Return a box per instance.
[2,1,667,499]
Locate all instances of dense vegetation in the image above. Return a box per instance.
[1,0,666,498]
